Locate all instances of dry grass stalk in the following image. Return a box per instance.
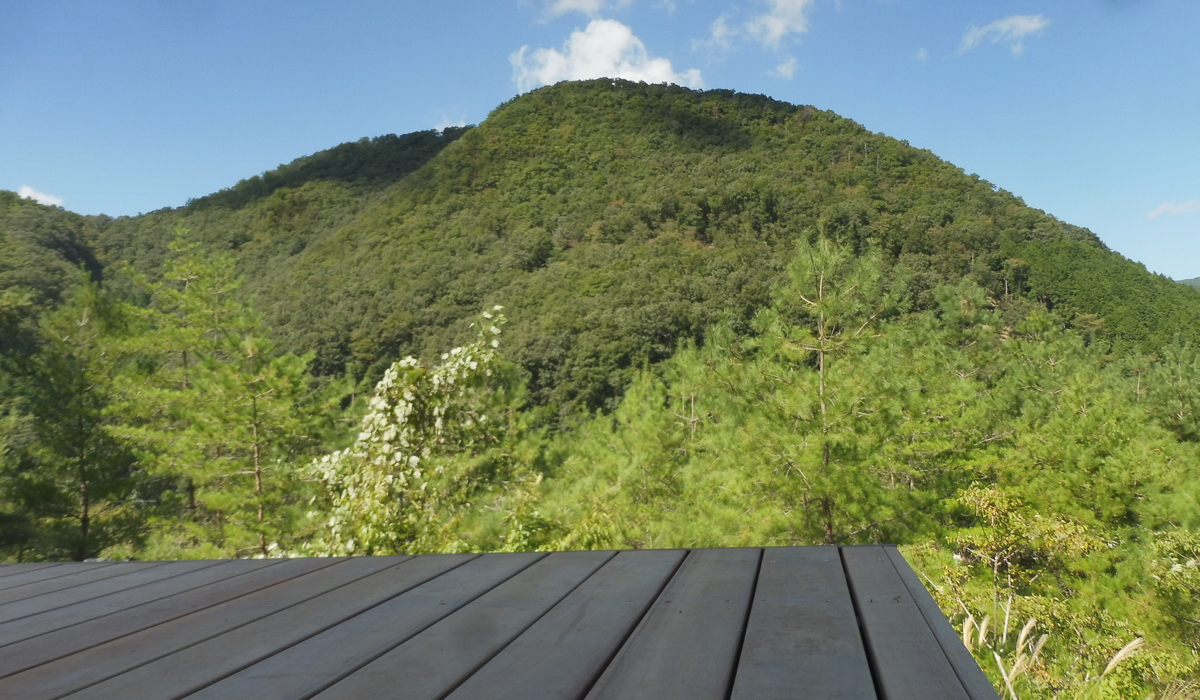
[1101,637,1144,677]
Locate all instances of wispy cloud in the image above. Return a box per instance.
[746,0,817,49]
[771,56,799,78]
[693,14,737,53]
[434,113,467,133]
[915,47,929,61]
[541,0,633,18]
[959,14,1050,55]
[1147,200,1200,219]
[512,19,704,92]
[17,185,63,207]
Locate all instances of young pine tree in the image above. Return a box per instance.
[113,231,318,557]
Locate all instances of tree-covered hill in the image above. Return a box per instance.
[76,79,1200,416]
[8,80,1200,697]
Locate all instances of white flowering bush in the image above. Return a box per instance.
[304,307,509,555]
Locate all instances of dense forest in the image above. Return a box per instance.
[4,79,1200,698]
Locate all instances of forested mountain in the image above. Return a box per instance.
[1180,276,1200,289]
[87,80,1200,416]
[5,80,1200,698]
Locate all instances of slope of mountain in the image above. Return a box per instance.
[74,80,1200,416]
[7,81,1200,697]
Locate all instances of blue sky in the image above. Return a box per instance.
[2,1,1197,278]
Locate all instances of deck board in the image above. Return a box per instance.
[842,546,970,700]
[585,547,761,700]
[311,551,608,700]
[884,548,1000,700]
[445,548,686,700]
[0,557,370,699]
[189,552,544,700]
[0,559,300,677]
[0,561,214,628]
[0,563,72,588]
[63,554,468,700]
[0,560,270,647]
[730,546,877,700]
[0,562,161,605]
[0,546,998,700]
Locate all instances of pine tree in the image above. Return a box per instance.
[10,280,142,560]
[112,231,318,557]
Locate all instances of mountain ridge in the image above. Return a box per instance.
[9,79,1200,413]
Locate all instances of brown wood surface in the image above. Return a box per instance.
[188,552,548,700]
[0,561,213,628]
[0,558,307,678]
[0,559,263,647]
[0,563,62,578]
[0,557,374,699]
[0,547,1001,700]
[66,554,479,700]
[0,563,72,587]
[0,561,162,606]
[313,551,611,700]
[730,546,877,700]
[585,547,762,700]
[446,548,687,700]
[884,547,1001,700]
[842,546,970,700]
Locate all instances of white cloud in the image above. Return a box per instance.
[771,56,799,78]
[693,15,737,53]
[434,113,467,132]
[542,0,632,18]
[915,47,929,61]
[511,19,704,92]
[959,14,1050,56]
[17,185,63,207]
[746,0,817,49]
[1147,200,1200,219]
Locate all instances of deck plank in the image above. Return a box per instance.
[0,556,381,700]
[841,546,969,700]
[0,563,68,584]
[0,561,214,628]
[584,547,762,700]
[63,554,483,700]
[884,548,1000,700]
[0,560,262,645]
[0,558,297,676]
[213,552,597,700]
[730,546,877,700]
[0,564,112,590]
[446,548,687,700]
[0,562,160,605]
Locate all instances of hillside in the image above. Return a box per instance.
[83,80,1200,415]
[6,80,1200,697]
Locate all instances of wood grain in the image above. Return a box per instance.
[884,547,1000,700]
[0,561,213,629]
[585,547,762,700]
[313,551,611,700]
[730,546,877,700]
[0,558,307,678]
[447,548,687,700]
[65,554,480,700]
[0,556,378,699]
[841,546,969,700]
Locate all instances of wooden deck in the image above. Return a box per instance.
[0,546,999,700]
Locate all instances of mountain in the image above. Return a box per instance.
[7,80,1200,696]
[1179,276,1200,289]
[74,79,1200,417]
